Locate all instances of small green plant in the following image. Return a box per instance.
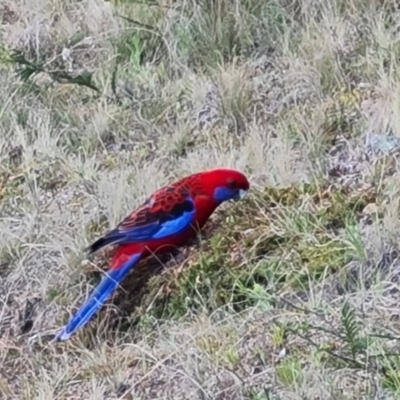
[126,35,146,69]
[382,357,400,395]
[276,356,303,386]
[341,301,368,360]
[5,50,99,92]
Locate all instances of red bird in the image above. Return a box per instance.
[55,168,250,341]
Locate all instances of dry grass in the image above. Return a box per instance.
[2,0,400,398]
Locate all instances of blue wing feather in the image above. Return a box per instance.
[119,197,195,241]
[86,197,196,254]
[151,208,194,239]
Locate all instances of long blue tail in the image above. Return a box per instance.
[54,252,142,341]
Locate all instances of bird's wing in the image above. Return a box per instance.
[86,185,196,254]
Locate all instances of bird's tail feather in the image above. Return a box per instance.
[54,252,142,341]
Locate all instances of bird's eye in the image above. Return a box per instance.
[227,179,236,189]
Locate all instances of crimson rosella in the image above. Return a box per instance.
[55,168,250,341]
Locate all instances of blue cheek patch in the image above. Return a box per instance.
[213,186,236,203]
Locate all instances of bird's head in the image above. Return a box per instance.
[199,168,250,204]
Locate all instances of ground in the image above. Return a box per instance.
[2,0,400,399]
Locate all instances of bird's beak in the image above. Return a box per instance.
[233,189,248,201]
